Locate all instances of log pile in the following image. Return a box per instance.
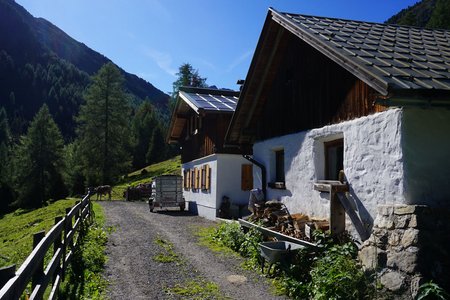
[248,200,329,241]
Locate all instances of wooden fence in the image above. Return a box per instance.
[0,193,93,300]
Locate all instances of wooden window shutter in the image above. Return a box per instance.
[190,169,195,189]
[187,169,191,189]
[241,164,253,191]
[201,166,206,190]
[195,168,200,189]
[205,164,211,190]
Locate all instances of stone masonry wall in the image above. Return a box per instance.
[359,205,450,299]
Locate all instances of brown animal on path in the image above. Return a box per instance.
[95,185,112,200]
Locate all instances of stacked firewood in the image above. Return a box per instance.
[249,200,329,241]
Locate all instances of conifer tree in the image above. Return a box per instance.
[146,125,166,164]
[131,101,158,169]
[77,63,131,185]
[14,104,65,208]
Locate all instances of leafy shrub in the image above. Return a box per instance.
[416,281,449,300]
[211,222,262,261]
[310,251,370,300]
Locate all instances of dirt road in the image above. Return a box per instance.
[99,201,287,300]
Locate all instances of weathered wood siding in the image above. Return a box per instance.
[180,114,240,163]
[256,32,385,141]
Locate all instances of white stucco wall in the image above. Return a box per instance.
[402,107,450,207]
[182,154,251,220]
[252,108,405,236]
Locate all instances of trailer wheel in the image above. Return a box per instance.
[180,202,185,211]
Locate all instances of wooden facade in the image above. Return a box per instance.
[256,32,385,141]
[179,113,241,163]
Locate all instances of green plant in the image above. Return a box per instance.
[310,251,372,300]
[153,237,180,263]
[165,278,229,299]
[416,281,449,300]
[58,202,108,300]
[211,222,262,261]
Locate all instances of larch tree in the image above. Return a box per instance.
[131,101,158,169]
[14,104,65,208]
[77,63,131,186]
[169,63,207,112]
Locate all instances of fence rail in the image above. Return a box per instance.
[0,193,93,300]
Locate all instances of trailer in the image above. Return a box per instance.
[149,175,185,212]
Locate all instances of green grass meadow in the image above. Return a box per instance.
[0,198,78,268]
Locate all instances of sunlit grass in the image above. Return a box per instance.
[110,155,181,200]
[0,198,78,268]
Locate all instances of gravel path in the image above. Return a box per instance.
[100,201,288,300]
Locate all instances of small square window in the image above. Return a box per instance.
[324,139,344,180]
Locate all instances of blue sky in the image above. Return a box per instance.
[16,0,419,95]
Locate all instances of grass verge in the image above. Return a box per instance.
[58,201,109,300]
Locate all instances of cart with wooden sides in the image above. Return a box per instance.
[149,175,185,212]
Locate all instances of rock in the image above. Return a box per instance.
[387,246,419,274]
[410,276,424,299]
[388,230,402,247]
[380,271,405,292]
[359,246,386,270]
[394,205,416,215]
[400,228,419,248]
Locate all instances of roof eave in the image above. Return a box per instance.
[269,8,390,96]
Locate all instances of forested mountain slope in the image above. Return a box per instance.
[0,0,169,139]
[386,0,450,29]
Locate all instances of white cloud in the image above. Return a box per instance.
[226,50,253,72]
[144,48,177,77]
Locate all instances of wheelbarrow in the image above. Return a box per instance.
[259,241,304,274]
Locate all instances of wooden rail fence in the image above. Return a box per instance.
[0,193,93,300]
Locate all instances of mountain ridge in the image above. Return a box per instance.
[0,0,169,138]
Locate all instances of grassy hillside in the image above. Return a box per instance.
[111,155,181,199]
[0,198,78,268]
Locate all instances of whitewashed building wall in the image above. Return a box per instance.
[182,154,250,220]
[252,108,405,235]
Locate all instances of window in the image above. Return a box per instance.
[269,149,285,189]
[275,149,285,183]
[241,164,253,191]
[324,139,344,180]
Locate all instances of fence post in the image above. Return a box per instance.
[0,265,15,287]
[32,231,45,296]
[53,216,63,286]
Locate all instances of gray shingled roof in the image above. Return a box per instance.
[271,9,450,95]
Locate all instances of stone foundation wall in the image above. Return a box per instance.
[359,205,450,299]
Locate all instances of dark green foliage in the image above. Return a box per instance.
[77,63,132,186]
[427,0,450,29]
[63,141,86,196]
[13,104,66,208]
[169,63,207,112]
[417,281,449,300]
[146,125,166,164]
[0,0,170,140]
[131,101,158,169]
[385,0,450,30]
[0,107,14,213]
